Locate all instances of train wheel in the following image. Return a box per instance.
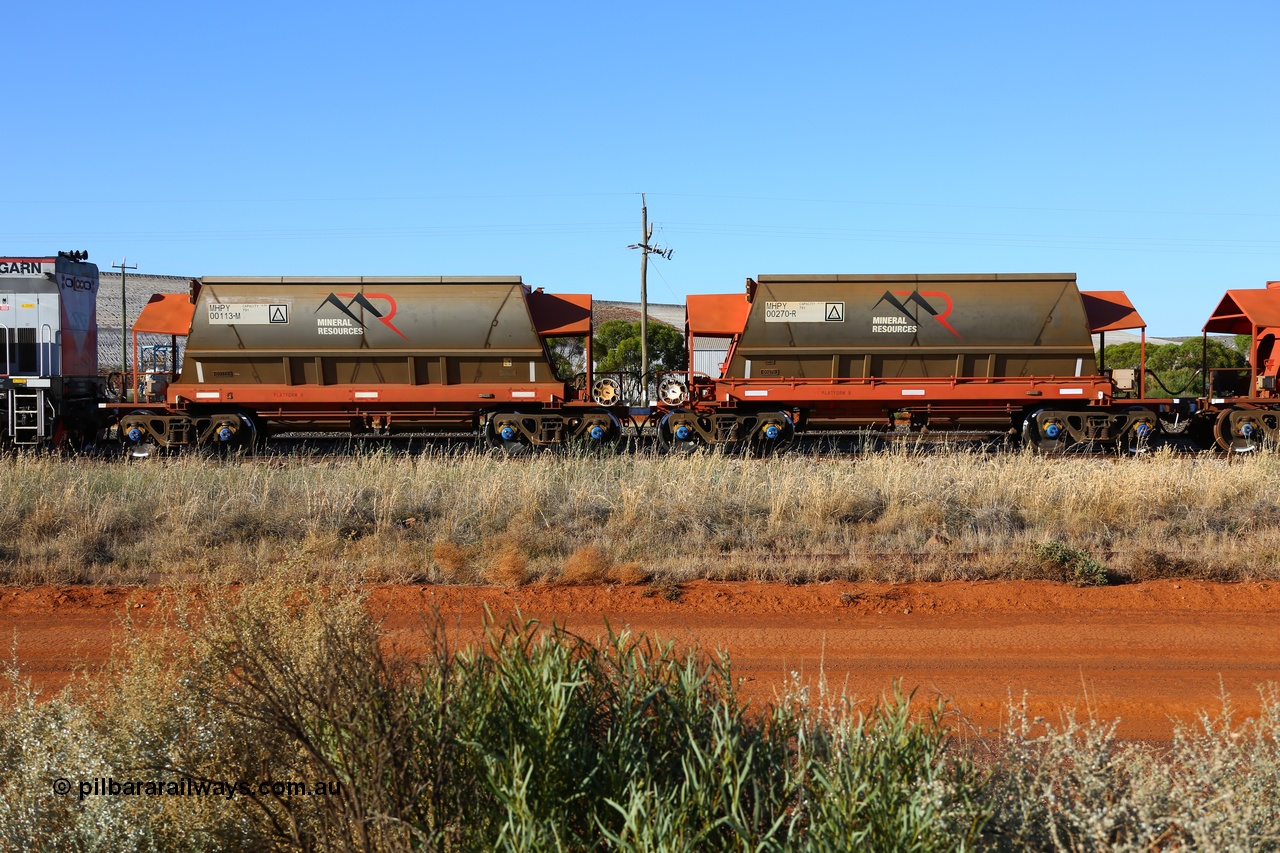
[206,412,259,455]
[1021,409,1070,453]
[485,413,533,456]
[1214,408,1263,453]
[1121,406,1158,454]
[749,412,795,455]
[657,411,704,454]
[120,411,159,459]
[571,410,625,452]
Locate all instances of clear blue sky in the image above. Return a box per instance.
[6,1,1278,334]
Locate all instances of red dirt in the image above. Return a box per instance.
[4,579,1279,741]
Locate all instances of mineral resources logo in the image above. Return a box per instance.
[870,290,960,337]
[315,292,409,340]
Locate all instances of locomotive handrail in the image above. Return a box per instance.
[40,324,53,378]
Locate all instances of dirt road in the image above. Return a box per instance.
[5,579,1279,740]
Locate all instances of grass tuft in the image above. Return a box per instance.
[558,546,610,585]
[486,545,528,587]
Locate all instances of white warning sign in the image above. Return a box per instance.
[207,303,289,325]
[764,301,845,323]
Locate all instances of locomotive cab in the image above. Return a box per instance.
[0,252,102,447]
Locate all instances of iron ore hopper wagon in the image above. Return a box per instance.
[663,273,1181,452]
[114,276,626,455]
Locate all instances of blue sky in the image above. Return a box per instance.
[5,1,1278,333]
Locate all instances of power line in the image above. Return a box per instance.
[649,192,1280,220]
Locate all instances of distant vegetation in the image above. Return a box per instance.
[3,587,1278,850]
[591,319,686,375]
[1099,338,1246,396]
[547,319,686,381]
[3,447,1280,587]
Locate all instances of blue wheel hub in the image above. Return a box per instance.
[1242,422,1255,438]
[589,425,606,440]
[217,426,235,442]
[126,426,142,442]
[499,425,517,441]
[1044,422,1061,439]
[763,423,781,440]
[673,424,693,441]
[1136,422,1152,438]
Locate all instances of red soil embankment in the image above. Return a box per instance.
[5,580,1279,741]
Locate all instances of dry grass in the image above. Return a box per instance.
[430,541,469,582]
[559,546,610,585]
[608,562,651,585]
[2,445,1279,585]
[485,545,528,587]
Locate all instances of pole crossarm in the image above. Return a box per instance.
[626,193,673,391]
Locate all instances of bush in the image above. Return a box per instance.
[1033,540,1109,587]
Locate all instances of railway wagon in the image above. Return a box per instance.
[0,252,104,448]
[664,273,1165,451]
[1200,280,1280,451]
[116,276,624,453]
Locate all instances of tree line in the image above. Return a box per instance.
[1099,335,1249,396]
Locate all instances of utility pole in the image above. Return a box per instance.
[627,193,673,399]
[112,258,137,377]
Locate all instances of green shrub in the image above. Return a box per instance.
[1033,539,1109,586]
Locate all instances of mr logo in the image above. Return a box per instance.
[316,293,408,341]
[870,290,960,338]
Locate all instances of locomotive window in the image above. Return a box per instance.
[11,328,36,374]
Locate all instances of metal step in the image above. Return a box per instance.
[8,389,47,445]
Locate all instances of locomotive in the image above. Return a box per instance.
[4,251,1279,454]
[0,252,105,448]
